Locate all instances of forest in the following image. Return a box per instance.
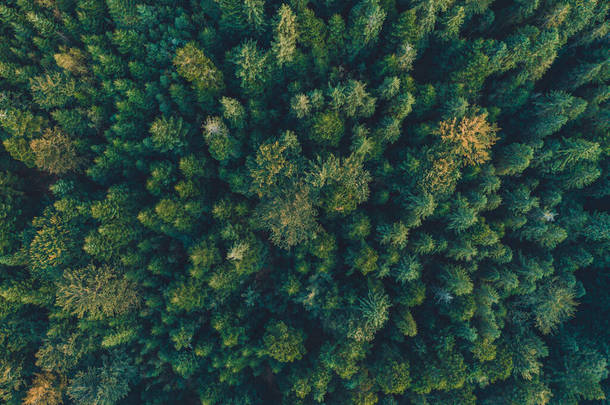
[0,0,608,404]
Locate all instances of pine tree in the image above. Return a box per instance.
[220,96,246,129]
[242,0,266,34]
[527,278,577,335]
[308,154,371,215]
[23,372,64,405]
[147,116,189,153]
[348,0,387,56]
[30,127,82,174]
[435,112,499,166]
[230,40,269,96]
[0,1,607,403]
[272,4,298,67]
[374,354,410,394]
[440,265,473,296]
[255,182,318,249]
[54,47,88,75]
[495,143,533,176]
[262,321,306,363]
[356,289,391,332]
[173,42,224,95]
[248,131,301,196]
[56,264,140,320]
[202,116,239,161]
[530,91,587,139]
[67,351,136,405]
[538,137,601,174]
[309,110,344,147]
[446,196,477,233]
[546,333,608,404]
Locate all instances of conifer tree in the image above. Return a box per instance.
[56,264,140,320]
[272,4,298,67]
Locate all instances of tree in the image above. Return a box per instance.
[495,143,533,176]
[220,96,246,129]
[243,0,266,33]
[537,137,601,174]
[230,40,269,95]
[263,321,306,363]
[0,0,608,403]
[23,372,64,405]
[337,80,377,119]
[546,333,608,404]
[56,264,140,320]
[435,112,499,166]
[357,290,391,332]
[67,351,136,405]
[272,4,298,67]
[0,170,25,255]
[255,183,318,249]
[173,42,224,94]
[374,353,410,394]
[308,154,371,215]
[419,151,461,194]
[348,0,386,56]
[447,196,477,233]
[526,278,577,335]
[54,47,88,75]
[29,73,77,109]
[394,255,421,283]
[309,111,344,147]
[440,265,473,296]
[202,116,239,161]
[529,91,587,139]
[147,116,189,153]
[0,109,44,167]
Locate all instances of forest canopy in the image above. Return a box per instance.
[0,0,608,404]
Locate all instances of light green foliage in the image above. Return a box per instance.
[56,264,140,320]
[357,290,391,331]
[248,131,301,196]
[310,110,344,147]
[272,4,298,66]
[230,40,269,95]
[174,42,224,94]
[255,183,318,249]
[291,93,311,119]
[202,116,239,161]
[220,96,246,129]
[148,116,189,153]
[263,321,306,362]
[375,359,410,394]
[30,73,76,109]
[308,154,371,215]
[0,109,44,166]
[527,278,577,335]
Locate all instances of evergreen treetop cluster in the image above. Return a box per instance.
[0,0,608,404]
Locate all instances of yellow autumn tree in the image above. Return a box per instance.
[435,113,499,166]
[23,372,64,405]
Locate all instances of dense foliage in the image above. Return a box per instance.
[0,0,608,404]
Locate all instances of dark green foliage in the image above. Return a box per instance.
[0,0,608,404]
[67,351,136,405]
